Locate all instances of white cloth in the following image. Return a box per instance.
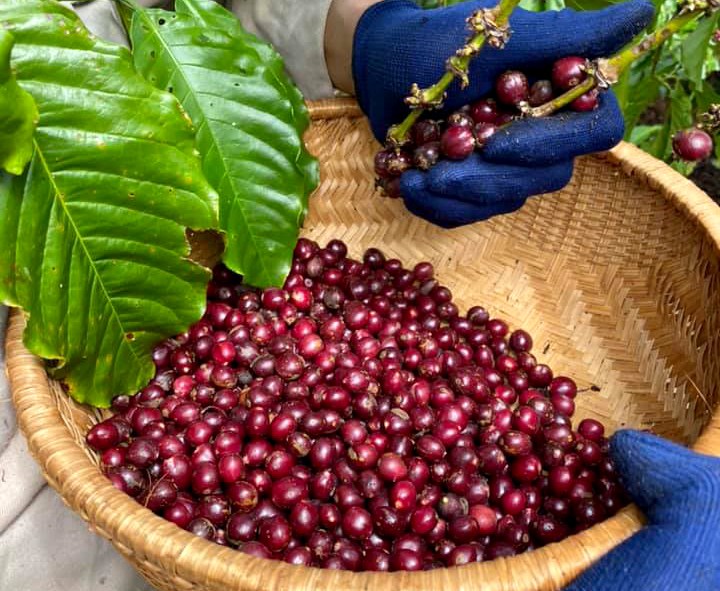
[1,1,335,589]
[73,0,336,100]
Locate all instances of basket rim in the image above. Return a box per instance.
[6,97,720,591]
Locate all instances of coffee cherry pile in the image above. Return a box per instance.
[672,128,714,162]
[376,56,600,197]
[87,238,626,571]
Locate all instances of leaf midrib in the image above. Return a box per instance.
[33,139,143,368]
[135,8,273,285]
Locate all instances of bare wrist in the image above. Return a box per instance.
[324,0,380,95]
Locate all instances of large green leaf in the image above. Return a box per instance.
[519,0,545,11]
[696,80,720,113]
[619,68,660,141]
[681,13,719,90]
[0,30,37,175]
[125,0,319,288]
[628,123,662,148]
[0,0,219,406]
[653,84,694,160]
[563,0,620,11]
[544,0,567,9]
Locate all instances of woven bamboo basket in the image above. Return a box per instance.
[7,98,720,591]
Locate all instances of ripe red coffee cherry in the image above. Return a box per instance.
[552,56,588,90]
[528,80,553,106]
[673,129,713,162]
[412,119,441,145]
[470,98,498,124]
[94,244,624,572]
[440,125,476,160]
[495,70,529,106]
[381,177,402,199]
[473,123,497,148]
[387,150,413,175]
[447,111,475,128]
[413,142,441,171]
[571,88,599,112]
[374,148,412,177]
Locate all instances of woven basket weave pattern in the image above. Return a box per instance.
[7,98,720,591]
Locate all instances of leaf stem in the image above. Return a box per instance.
[608,10,700,77]
[387,0,521,146]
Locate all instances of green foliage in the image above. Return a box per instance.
[0,0,218,406]
[414,0,467,7]
[0,30,37,175]
[123,0,318,289]
[0,0,319,407]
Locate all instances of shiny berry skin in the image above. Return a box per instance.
[470,98,498,124]
[511,455,542,483]
[578,418,605,442]
[226,481,258,512]
[374,149,394,178]
[448,515,480,544]
[571,88,599,112]
[528,363,553,387]
[548,466,574,496]
[413,141,441,171]
[373,506,404,537]
[91,246,623,571]
[387,150,413,176]
[412,119,442,145]
[191,462,220,496]
[549,376,577,398]
[528,80,553,106]
[499,430,533,456]
[86,421,120,451]
[473,122,497,148]
[673,129,713,161]
[289,500,319,538]
[496,70,529,106]
[378,453,407,482]
[390,480,417,512]
[362,549,391,571]
[258,515,292,552]
[440,125,476,160]
[552,56,587,90]
[447,111,475,128]
[501,489,526,515]
[410,505,438,535]
[343,506,373,540]
[513,406,540,435]
[577,439,603,466]
[468,504,496,535]
[271,476,309,509]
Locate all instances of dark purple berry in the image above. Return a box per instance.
[440,125,475,160]
[571,88,599,112]
[473,123,497,148]
[496,70,529,106]
[413,142,441,171]
[673,129,713,161]
[552,57,587,90]
[529,80,554,106]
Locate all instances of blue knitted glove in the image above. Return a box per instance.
[564,430,720,590]
[352,0,655,228]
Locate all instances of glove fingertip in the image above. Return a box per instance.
[483,92,624,167]
[609,429,683,462]
[399,169,426,197]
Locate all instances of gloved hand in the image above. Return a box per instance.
[351,0,655,228]
[564,430,720,590]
